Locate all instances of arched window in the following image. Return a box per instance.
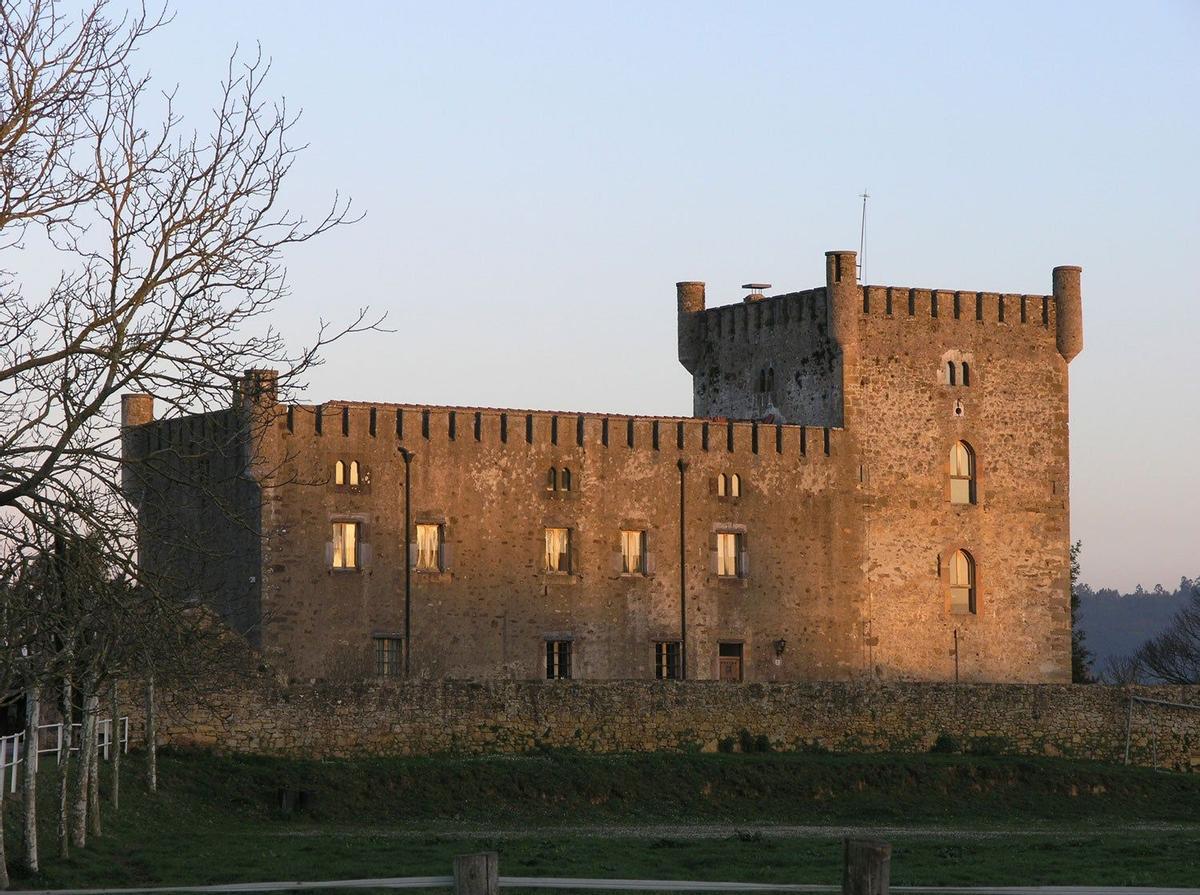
[561,467,571,491]
[546,467,557,491]
[947,361,957,386]
[334,460,345,486]
[717,473,727,497]
[729,473,741,498]
[950,441,975,505]
[348,460,360,487]
[961,361,971,387]
[950,549,976,614]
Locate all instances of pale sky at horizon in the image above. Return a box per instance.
[77,1,1200,591]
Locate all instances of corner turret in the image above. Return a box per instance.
[1053,266,1083,363]
[676,281,706,374]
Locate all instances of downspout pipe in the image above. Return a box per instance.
[399,447,414,677]
[677,459,688,680]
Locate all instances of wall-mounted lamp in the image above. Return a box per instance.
[773,639,787,657]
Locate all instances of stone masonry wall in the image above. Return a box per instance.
[149,680,1200,773]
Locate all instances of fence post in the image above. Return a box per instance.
[843,838,890,895]
[454,852,498,895]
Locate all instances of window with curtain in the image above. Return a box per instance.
[545,527,570,573]
[950,441,976,505]
[716,531,743,578]
[416,523,443,571]
[950,549,976,614]
[621,529,646,574]
[546,640,572,679]
[332,521,359,569]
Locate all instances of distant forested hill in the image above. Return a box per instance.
[1077,577,1198,673]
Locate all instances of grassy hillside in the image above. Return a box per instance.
[3,748,1200,890]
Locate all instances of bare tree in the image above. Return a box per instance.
[1133,584,1200,684]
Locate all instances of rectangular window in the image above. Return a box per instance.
[716,531,743,578]
[655,641,681,680]
[621,529,646,574]
[416,523,444,572]
[546,640,572,679]
[373,637,402,677]
[332,521,359,569]
[545,527,571,573]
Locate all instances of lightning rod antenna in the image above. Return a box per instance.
[857,189,870,284]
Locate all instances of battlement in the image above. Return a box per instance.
[860,285,1057,330]
[273,402,847,461]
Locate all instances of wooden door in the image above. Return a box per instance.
[718,656,742,682]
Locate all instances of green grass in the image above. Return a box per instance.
[3,748,1200,890]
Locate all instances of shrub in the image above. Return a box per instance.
[929,732,961,754]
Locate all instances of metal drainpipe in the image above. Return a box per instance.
[677,459,688,680]
[399,447,414,677]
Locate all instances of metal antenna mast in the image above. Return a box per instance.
[857,189,870,283]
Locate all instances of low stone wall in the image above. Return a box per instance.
[144,679,1200,772]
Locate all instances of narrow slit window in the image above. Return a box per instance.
[961,361,971,387]
[729,473,741,498]
[717,473,727,497]
[947,362,957,386]
[348,460,360,487]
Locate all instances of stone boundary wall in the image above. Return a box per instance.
[140,680,1200,772]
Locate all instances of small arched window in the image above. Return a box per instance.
[950,441,975,505]
[729,473,741,498]
[961,361,971,387]
[717,473,727,497]
[947,361,957,386]
[546,467,557,491]
[348,460,360,487]
[561,467,572,491]
[334,460,345,486]
[950,549,976,614]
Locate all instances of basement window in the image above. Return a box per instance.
[373,636,403,677]
[655,641,681,680]
[546,640,572,679]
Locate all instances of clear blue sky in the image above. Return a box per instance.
[131,0,1198,591]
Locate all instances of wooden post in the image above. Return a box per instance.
[843,838,890,895]
[453,852,498,895]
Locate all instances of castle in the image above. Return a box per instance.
[122,249,1083,683]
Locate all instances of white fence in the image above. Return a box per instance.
[0,716,129,793]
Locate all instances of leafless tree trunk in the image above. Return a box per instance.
[110,680,120,811]
[145,674,157,793]
[21,685,40,873]
[70,692,97,849]
[0,772,9,890]
[88,709,101,837]
[58,680,72,859]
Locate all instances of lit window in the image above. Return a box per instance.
[546,640,572,679]
[332,521,359,569]
[729,474,741,498]
[950,549,976,614]
[716,531,743,578]
[950,441,976,505]
[334,460,345,486]
[374,636,402,677]
[349,460,360,487]
[416,523,443,572]
[621,529,646,574]
[717,473,727,497]
[545,527,571,573]
[654,641,681,680]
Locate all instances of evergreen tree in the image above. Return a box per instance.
[1070,540,1094,683]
